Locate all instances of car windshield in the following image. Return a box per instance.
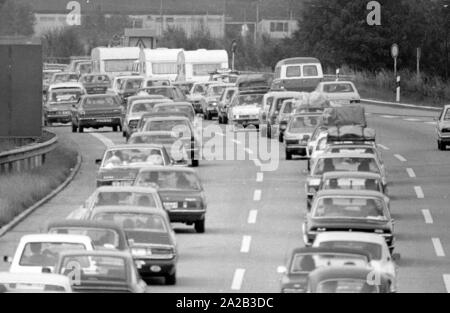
[59,255,127,283]
[323,83,355,93]
[136,170,201,191]
[83,96,120,109]
[48,227,120,250]
[443,109,450,120]
[102,148,165,168]
[146,88,174,98]
[49,89,83,104]
[288,116,320,133]
[93,213,167,233]
[81,75,110,84]
[312,157,380,175]
[290,253,368,273]
[318,241,382,260]
[154,106,194,120]
[316,279,379,293]
[93,191,158,208]
[323,177,382,192]
[312,197,388,221]
[53,74,78,83]
[123,79,143,90]
[131,102,156,113]
[282,102,294,113]
[129,133,178,145]
[144,120,191,134]
[19,242,86,267]
[236,94,264,106]
[326,146,376,155]
[146,80,170,87]
[208,86,226,96]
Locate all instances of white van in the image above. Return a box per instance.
[91,47,141,78]
[134,48,182,82]
[272,57,323,92]
[176,49,229,83]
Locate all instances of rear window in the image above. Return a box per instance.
[19,242,86,267]
[48,227,120,250]
[286,66,301,77]
[323,83,355,93]
[83,96,119,108]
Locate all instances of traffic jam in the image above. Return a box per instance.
[2,48,440,294]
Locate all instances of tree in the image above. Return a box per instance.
[0,0,35,36]
[42,28,85,59]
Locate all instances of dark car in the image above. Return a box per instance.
[307,266,391,293]
[279,247,372,293]
[141,86,187,102]
[141,116,200,167]
[302,190,395,250]
[71,94,123,133]
[44,83,85,125]
[172,81,194,96]
[95,144,173,187]
[134,167,206,233]
[153,102,196,124]
[45,220,129,251]
[88,207,178,285]
[55,250,147,293]
[117,77,145,104]
[235,74,273,91]
[79,74,111,94]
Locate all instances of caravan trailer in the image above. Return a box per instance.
[91,47,140,78]
[136,48,182,82]
[176,49,229,83]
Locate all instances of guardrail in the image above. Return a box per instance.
[0,132,58,173]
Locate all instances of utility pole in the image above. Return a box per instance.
[159,0,164,36]
[254,0,260,44]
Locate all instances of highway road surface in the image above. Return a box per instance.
[1,102,449,293]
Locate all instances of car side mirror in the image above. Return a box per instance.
[42,267,52,273]
[277,266,287,274]
[128,239,135,247]
[3,256,12,263]
[95,159,102,165]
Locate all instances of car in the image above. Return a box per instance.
[200,83,235,120]
[235,73,273,91]
[109,75,135,95]
[87,207,177,285]
[276,99,297,142]
[313,232,400,292]
[307,266,392,293]
[43,69,63,92]
[95,145,173,187]
[78,73,111,94]
[128,131,190,166]
[323,142,383,165]
[117,76,145,104]
[4,234,94,274]
[123,97,173,140]
[218,86,238,124]
[302,190,395,251]
[284,113,322,160]
[172,81,195,97]
[188,82,215,113]
[45,220,129,251]
[55,250,147,292]
[278,247,372,293]
[436,104,450,150]
[141,116,200,166]
[153,102,196,124]
[134,167,207,233]
[141,78,171,88]
[68,186,164,219]
[44,83,86,126]
[48,72,80,85]
[272,57,323,92]
[264,92,302,139]
[319,171,388,199]
[314,81,361,105]
[141,86,187,102]
[71,94,123,133]
[227,89,266,130]
[0,272,73,293]
[209,69,239,83]
[306,152,387,208]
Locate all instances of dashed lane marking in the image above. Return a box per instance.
[253,190,262,201]
[377,144,390,151]
[240,236,252,253]
[248,210,258,224]
[406,168,416,178]
[432,238,445,257]
[394,154,407,162]
[422,209,433,224]
[414,186,425,199]
[256,172,264,182]
[89,133,115,147]
[443,275,450,293]
[231,269,246,290]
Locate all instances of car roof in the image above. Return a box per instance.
[94,185,158,194]
[322,171,382,180]
[138,165,197,174]
[141,115,190,122]
[315,231,387,245]
[315,189,386,198]
[0,272,70,285]
[48,82,84,89]
[131,99,172,106]
[82,94,116,99]
[19,234,92,243]
[45,219,124,232]
[320,81,355,85]
[154,102,192,107]
[57,249,133,259]
[289,247,372,261]
[130,131,177,138]
[316,152,377,159]
[105,144,164,150]
[91,206,165,216]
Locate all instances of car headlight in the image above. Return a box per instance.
[210,102,217,106]
[308,178,321,186]
[234,115,239,119]
[131,248,150,257]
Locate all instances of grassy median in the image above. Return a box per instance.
[0,141,78,227]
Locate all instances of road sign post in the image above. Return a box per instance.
[417,47,421,81]
[391,44,399,77]
[231,40,238,71]
[396,76,401,102]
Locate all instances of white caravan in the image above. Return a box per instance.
[91,47,140,78]
[176,49,229,83]
[135,48,182,82]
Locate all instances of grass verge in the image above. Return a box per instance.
[0,141,78,227]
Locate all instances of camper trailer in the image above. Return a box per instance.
[176,49,229,83]
[91,47,140,78]
[134,48,182,82]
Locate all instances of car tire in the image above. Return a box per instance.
[78,126,84,133]
[267,125,272,138]
[195,219,205,233]
[438,140,445,150]
[279,132,284,143]
[122,131,127,137]
[286,150,292,160]
[72,124,77,133]
[191,159,199,167]
[112,126,118,132]
[165,272,177,285]
[223,116,228,124]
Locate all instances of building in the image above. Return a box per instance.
[257,19,299,39]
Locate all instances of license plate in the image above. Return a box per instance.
[63,111,71,115]
[164,202,178,210]
[97,119,112,123]
[112,181,132,186]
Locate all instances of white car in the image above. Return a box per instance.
[228,91,265,130]
[0,272,72,293]
[313,232,399,293]
[307,130,328,170]
[314,81,360,106]
[436,104,450,150]
[4,234,94,274]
